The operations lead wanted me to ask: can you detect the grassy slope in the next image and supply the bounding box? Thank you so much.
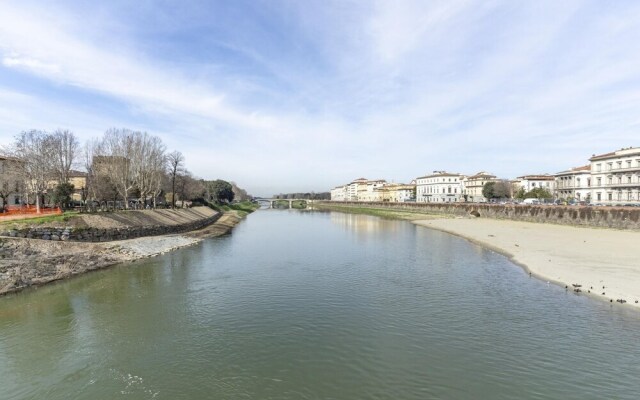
[314,203,452,221]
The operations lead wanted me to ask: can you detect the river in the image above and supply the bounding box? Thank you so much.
[1,210,639,399]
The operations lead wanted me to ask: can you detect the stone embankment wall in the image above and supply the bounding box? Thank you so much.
[321,201,640,230]
[1,207,221,242]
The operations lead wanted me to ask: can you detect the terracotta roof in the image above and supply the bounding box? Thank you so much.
[554,165,591,176]
[589,151,617,161]
[516,174,554,180]
[589,147,640,161]
[466,172,497,180]
[416,171,462,179]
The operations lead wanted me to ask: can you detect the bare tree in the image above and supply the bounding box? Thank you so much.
[230,181,249,201]
[493,180,513,199]
[81,139,99,203]
[167,151,185,208]
[176,170,203,207]
[96,128,136,208]
[50,129,78,184]
[148,141,167,209]
[13,130,54,213]
[129,132,166,208]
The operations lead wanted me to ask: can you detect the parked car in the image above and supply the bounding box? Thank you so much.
[522,198,540,205]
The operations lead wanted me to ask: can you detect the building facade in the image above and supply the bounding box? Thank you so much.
[514,175,556,196]
[375,183,416,203]
[589,147,640,204]
[463,172,497,202]
[554,165,591,203]
[0,156,24,208]
[330,185,347,201]
[358,179,386,202]
[68,170,88,202]
[415,171,464,203]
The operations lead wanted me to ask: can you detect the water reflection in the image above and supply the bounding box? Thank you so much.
[1,210,640,399]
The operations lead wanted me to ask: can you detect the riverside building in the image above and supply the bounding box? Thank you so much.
[554,165,591,203]
[330,185,347,201]
[513,174,556,195]
[589,147,640,204]
[462,172,498,202]
[415,171,464,203]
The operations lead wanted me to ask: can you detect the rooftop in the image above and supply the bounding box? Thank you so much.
[589,147,640,161]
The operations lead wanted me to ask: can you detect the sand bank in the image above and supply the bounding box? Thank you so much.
[413,218,640,308]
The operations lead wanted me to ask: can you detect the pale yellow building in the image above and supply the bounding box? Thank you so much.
[463,172,497,202]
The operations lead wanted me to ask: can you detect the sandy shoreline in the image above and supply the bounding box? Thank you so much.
[413,218,640,309]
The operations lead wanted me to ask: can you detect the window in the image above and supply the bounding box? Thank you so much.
[627,160,632,168]
[608,193,613,201]
[606,163,612,171]
[607,177,612,185]
[597,177,602,186]
[628,191,632,201]
[597,193,601,201]
[596,163,602,172]
[628,176,632,184]
[617,161,622,169]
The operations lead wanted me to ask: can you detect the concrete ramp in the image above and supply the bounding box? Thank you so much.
[79,207,217,228]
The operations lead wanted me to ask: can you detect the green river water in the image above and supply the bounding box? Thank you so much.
[1,210,639,399]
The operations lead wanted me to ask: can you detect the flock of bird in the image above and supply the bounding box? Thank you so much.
[564,283,637,305]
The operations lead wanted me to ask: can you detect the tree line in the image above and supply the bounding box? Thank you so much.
[480,180,552,201]
[1,128,251,212]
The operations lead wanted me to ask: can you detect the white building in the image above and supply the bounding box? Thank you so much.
[331,178,386,202]
[514,174,556,195]
[589,147,640,204]
[330,185,347,201]
[359,179,386,202]
[374,183,416,203]
[390,183,416,203]
[462,172,498,202]
[554,165,591,203]
[346,178,368,201]
[415,171,464,203]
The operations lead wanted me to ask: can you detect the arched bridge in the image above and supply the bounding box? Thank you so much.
[254,198,312,209]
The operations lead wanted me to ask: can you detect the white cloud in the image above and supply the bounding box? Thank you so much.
[0,3,273,132]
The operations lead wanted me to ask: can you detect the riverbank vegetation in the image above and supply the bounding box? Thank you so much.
[0,211,80,228]
[208,201,259,218]
[315,202,450,220]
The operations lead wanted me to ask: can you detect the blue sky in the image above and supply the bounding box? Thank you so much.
[1,0,640,196]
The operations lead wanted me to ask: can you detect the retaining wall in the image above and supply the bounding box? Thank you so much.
[1,211,221,242]
[320,201,640,230]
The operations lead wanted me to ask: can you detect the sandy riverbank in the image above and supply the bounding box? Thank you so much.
[0,212,243,296]
[413,218,640,308]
